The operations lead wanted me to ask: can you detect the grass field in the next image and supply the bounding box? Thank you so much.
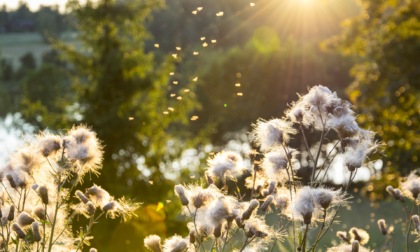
[0,31,77,67]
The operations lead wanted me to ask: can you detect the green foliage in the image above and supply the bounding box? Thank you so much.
[20,63,72,129]
[56,0,199,182]
[326,0,420,174]
[44,0,201,249]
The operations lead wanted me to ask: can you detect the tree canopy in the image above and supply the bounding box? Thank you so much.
[325,0,419,174]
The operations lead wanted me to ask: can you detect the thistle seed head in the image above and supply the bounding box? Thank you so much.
[17,212,34,227]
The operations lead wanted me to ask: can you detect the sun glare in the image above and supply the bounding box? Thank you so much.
[297,0,314,5]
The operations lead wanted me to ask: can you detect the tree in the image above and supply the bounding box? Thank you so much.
[325,0,419,175]
[36,6,65,42]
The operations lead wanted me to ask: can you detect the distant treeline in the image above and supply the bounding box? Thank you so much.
[0,3,71,39]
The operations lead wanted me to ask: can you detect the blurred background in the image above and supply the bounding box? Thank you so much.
[0,0,418,251]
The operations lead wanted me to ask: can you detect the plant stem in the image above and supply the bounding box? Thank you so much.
[281,143,297,252]
[15,239,19,252]
[239,236,255,252]
[315,140,340,181]
[300,125,315,162]
[301,224,310,252]
[47,174,61,252]
[1,182,17,208]
[42,204,47,252]
[187,206,203,251]
[406,203,415,252]
[309,209,327,252]
[250,164,257,201]
[75,212,96,252]
[311,129,325,183]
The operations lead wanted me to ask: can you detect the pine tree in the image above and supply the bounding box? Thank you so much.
[55,0,198,192]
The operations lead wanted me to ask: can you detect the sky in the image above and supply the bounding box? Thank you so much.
[0,0,68,12]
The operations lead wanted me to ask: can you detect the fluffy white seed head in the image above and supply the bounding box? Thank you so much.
[274,193,290,211]
[86,185,110,208]
[262,148,288,180]
[349,227,370,245]
[293,186,315,224]
[328,114,359,138]
[64,125,103,177]
[10,146,42,175]
[243,216,273,239]
[312,188,341,209]
[252,119,297,152]
[37,133,62,157]
[206,151,245,180]
[162,235,188,252]
[144,234,162,252]
[326,243,370,252]
[207,197,232,225]
[401,173,420,200]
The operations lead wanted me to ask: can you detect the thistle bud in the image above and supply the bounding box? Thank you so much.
[205,172,214,185]
[242,199,259,220]
[303,212,312,225]
[351,240,359,252]
[377,219,388,235]
[1,216,7,226]
[255,230,268,238]
[12,223,25,239]
[246,228,254,238]
[386,186,405,202]
[32,184,39,191]
[76,190,89,204]
[7,205,15,221]
[174,185,189,206]
[412,215,420,232]
[226,214,234,223]
[192,193,205,209]
[172,240,187,252]
[268,180,277,194]
[102,201,117,212]
[189,229,196,244]
[33,206,46,221]
[214,223,222,238]
[86,201,95,215]
[394,189,405,203]
[235,216,244,228]
[336,231,349,243]
[262,189,270,197]
[17,212,34,227]
[32,222,41,242]
[260,196,273,212]
[6,174,16,189]
[38,186,49,205]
